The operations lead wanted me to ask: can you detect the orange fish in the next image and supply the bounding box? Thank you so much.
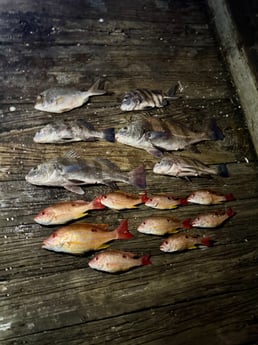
[191,208,235,228]
[88,249,151,273]
[160,233,213,252]
[42,220,132,254]
[144,193,187,209]
[137,216,192,236]
[100,190,147,210]
[34,196,105,225]
[187,189,235,205]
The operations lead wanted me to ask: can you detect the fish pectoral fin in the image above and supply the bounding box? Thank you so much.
[55,96,64,104]
[64,184,85,194]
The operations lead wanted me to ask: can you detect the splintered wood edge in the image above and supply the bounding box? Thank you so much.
[208,0,258,156]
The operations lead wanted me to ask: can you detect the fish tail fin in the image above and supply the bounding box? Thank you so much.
[200,237,213,247]
[226,207,235,218]
[225,193,235,201]
[115,220,133,240]
[182,218,192,229]
[102,128,115,142]
[166,81,182,99]
[91,196,106,210]
[140,191,149,203]
[180,198,188,206]
[207,118,224,141]
[87,78,106,96]
[217,164,229,177]
[141,255,151,266]
[128,165,146,189]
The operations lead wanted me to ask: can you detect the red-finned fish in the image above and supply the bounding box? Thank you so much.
[143,193,187,210]
[100,191,147,210]
[34,196,106,226]
[35,78,106,113]
[120,83,180,111]
[33,119,115,144]
[191,208,235,228]
[153,155,228,178]
[160,233,213,252]
[25,151,146,194]
[42,220,133,254]
[187,189,235,205]
[88,249,151,273]
[137,216,192,236]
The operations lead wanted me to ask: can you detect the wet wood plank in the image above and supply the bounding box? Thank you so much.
[0,1,258,344]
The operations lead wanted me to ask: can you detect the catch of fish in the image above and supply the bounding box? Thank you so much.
[34,119,115,144]
[25,151,146,194]
[35,78,106,113]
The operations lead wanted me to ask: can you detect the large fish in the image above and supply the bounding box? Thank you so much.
[153,155,228,178]
[42,220,132,254]
[115,118,163,158]
[33,119,115,144]
[147,118,224,151]
[88,249,151,273]
[34,196,105,226]
[25,151,146,194]
[120,83,180,111]
[35,78,106,113]
[160,233,213,253]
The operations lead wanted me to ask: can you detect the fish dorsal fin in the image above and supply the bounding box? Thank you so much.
[63,150,81,160]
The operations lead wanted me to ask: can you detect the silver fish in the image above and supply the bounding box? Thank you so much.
[25,151,146,194]
[153,155,228,178]
[115,118,163,158]
[33,119,115,144]
[120,84,179,111]
[35,78,106,113]
[147,118,224,151]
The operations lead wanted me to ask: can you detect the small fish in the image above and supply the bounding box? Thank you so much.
[120,83,179,111]
[35,78,106,113]
[191,208,235,228]
[137,216,192,236]
[147,118,224,151]
[153,155,228,178]
[115,118,163,158]
[34,196,106,226]
[144,193,187,209]
[88,249,151,273]
[25,151,146,194]
[160,233,213,253]
[187,189,235,205]
[33,119,115,144]
[42,219,133,254]
[100,190,147,210]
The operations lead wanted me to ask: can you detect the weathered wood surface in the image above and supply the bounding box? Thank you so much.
[0,1,258,344]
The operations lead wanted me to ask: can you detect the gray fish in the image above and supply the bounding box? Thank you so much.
[33,119,115,144]
[147,118,224,151]
[25,151,146,194]
[115,118,163,158]
[120,83,179,111]
[153,155,228,178]
[35,78,106,113]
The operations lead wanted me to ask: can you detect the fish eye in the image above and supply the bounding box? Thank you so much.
[41,211,45,215]
[122,126,128,131]
[164,240,168,245]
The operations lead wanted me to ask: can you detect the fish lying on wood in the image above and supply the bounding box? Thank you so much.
[160,233,213,253]
[100,190,147,210]
[33,119,115,144]
[42,219,132,254]
[191,208,235,228]
[116,117,223,157]
[143,193,187,209]
[34,196,105,226]
[35,78,106,113]
[153,155,228,178]
[186,189,235,205]
[25,151,146,194]
[120,83,180,111]
[88,249,151,273]
[137,216,192,236]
